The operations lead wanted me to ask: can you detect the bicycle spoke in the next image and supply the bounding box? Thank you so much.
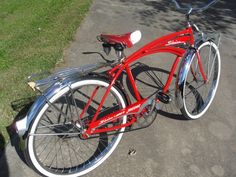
[75,89,106,110]
[208,52,217,81]
[37,122,72,129]
[207,44,212,78]
[65,93,74,122]
[184,82,205,97]
[41,137,60,165]
[36,135,53,157]
[48,138,58,169]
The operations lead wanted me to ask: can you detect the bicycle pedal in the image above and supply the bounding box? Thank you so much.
[156,92,171,104]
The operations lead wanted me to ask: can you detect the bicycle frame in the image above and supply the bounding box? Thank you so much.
[82,26,206,136]
[15,26,207,138]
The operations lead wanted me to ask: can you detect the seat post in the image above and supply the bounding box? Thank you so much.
[114,43,125,60]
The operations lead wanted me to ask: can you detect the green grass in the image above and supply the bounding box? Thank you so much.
[0,0,92,149]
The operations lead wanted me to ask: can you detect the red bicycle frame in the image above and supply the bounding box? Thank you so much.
[83,26,206,136]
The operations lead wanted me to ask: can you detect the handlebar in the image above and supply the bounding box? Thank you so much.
[172,0,219,14]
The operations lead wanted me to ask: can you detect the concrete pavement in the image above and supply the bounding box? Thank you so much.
[1,0,236,176]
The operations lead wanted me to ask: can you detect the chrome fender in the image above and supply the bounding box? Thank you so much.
[15,62,111,138]
[15,74,92,138]
[15,82,68,138]
[175,48,196,109]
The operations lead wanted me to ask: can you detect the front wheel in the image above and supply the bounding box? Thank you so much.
[25,77,127,177]
[181,41,221,119]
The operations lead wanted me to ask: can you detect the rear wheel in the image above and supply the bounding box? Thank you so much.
[25,77,127,177]
[181,41,221,119]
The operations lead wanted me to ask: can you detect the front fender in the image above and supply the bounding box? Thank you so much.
[175,48,196,109]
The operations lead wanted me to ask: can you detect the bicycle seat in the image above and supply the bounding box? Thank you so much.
[99,30,142,48]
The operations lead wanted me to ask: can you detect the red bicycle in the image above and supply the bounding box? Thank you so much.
[15,0,221,176]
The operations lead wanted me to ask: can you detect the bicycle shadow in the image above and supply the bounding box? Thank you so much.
[0,133,9,177]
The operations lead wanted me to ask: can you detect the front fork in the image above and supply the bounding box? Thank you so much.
[195,50,208,83]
